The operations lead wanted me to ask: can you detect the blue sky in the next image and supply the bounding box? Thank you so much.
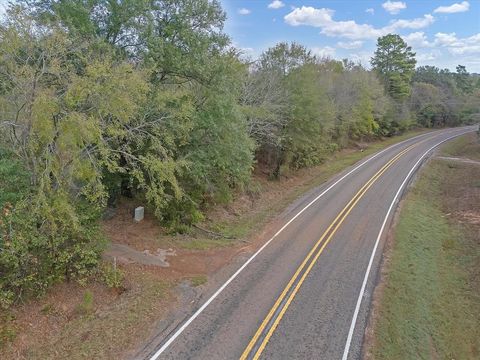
[1,1,479,71]
[222,0,480,72]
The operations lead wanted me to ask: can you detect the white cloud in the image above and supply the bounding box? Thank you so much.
[312,46,336,58]
[382,1,406,15]
[284,6,435,40]
[268,1,285,10]
[390,14,435,30]
[401,31,480,56]
[406,32,480,72]
[416,51,441,62]
[402,32,433,48]
[284,7,383,39]
[447,46,480,55]
[348,52,373,66]
[337,40,363,49]
[435,32,480,55]
[238,8,251,15]
[285,7,334,27]
[462,56,480,69]
[366,8,375,15]
[434,1,470,14]
[434,32,459,46]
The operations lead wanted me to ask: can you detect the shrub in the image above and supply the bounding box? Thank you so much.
[0,198,105,308]
[101,261,124,289]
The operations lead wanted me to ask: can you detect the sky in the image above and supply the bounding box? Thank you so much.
[1,0,479,72]
[222,0,480,72]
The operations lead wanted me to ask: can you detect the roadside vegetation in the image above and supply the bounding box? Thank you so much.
[0,0,479,356]
[365,133,480,359]
[0,130,433,359]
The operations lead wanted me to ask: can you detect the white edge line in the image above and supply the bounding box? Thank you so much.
[341,129,475,360]
[148,129,447,360]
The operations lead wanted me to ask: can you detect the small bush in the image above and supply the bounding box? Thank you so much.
[0,198,105,308]
[101,262,124,289]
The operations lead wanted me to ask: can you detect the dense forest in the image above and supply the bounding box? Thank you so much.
[0,0,479,307]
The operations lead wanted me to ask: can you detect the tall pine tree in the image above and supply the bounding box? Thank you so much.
[371,34,416,100]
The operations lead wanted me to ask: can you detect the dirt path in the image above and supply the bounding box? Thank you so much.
[105,244,176,267]
[436,156,480,165]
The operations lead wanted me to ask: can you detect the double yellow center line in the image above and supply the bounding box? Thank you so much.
[240,141,420,360]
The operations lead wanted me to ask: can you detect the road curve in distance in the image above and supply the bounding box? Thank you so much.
[142,126,476,360]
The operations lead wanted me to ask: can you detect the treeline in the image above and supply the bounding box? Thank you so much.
[0,1,478,307]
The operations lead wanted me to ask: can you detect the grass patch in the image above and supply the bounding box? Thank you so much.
[440,131,480,161]
[176,236,233,250]
[188,275,208,287]
[368,133,480,359]
[75,290,94,317]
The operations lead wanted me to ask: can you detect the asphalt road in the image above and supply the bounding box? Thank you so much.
[140,126,476,360]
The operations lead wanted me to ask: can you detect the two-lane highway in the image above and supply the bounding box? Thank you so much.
[140,126,475,360]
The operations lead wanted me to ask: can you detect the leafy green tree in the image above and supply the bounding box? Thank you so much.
[259,42,315,77]
[413,66,457,95]
[0,9,149,305]
[144,0,229,84]
[21,0,254,225]
[284,63,336,169]
[21,0,150,49]
[455,65,473,94]
[410,82,445,127]
[327,63,387,140]
[411,66,478,126]
[173,54,255,220]
[243,42,317,176]
[371,34,416,100]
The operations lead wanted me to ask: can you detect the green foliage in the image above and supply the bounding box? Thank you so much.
[259,42,315,76]
[0,149,30,209]
[328,63,388,140]
[411,65,479,127]
[371,34,416,99]
[244,48,391,175]
[0,199,105,308]
[101,262,124,289]
[284,63,335,169]
[455,65,473,94]
[411,82,446,127]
